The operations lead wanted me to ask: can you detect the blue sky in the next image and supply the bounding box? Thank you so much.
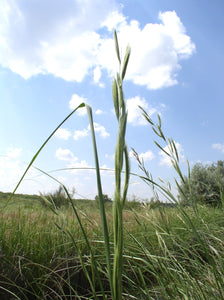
[0,0,224,201]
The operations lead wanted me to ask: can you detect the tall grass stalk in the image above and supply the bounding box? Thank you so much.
[112,30,130,300]
[86,104,113,298]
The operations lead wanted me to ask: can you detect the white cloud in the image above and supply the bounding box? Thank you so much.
[55,148,77,162]
[126,96,158,126]
[69,94,87,116]
[0,0,116,80]
[68,160,93,175]
[129,149,154,162]
[139,150,155,162]
[73,122,109,140]
[95,109,105,115]
[159,142,184,167]
[159,11,195,58]
[88,122,110,138]
[101,10,126,31]
[55,128,71,140]
[93,66,101,83]
[212,143,224,154]
[55,147,93,175]
[6,147,22,158]
[98,10,195,89]
[0,1,195,90]
[73,129,89,140]
[93,67,105,87]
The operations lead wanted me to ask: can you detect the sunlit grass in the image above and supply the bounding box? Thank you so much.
[1,203,224,299]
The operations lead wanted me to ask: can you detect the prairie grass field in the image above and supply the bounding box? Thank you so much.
[1,193,224,299]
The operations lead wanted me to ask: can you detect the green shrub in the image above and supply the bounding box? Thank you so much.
[179,160,224,207]
[39,185,73,209]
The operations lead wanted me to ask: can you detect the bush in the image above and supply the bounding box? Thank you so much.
[179,160,224,207]
[39,186,75,209]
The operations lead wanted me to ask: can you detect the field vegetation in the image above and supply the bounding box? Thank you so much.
[1,193,224,299]
[1,31,224,299]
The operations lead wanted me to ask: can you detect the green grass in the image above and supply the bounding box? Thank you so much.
[1,195,224,299]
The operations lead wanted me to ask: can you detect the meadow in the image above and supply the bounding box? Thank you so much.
[1,193,224,299]
[1,31,224,299]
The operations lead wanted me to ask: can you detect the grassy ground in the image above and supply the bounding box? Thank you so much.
[1,193,224,299]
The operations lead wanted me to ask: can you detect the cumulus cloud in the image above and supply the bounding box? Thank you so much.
[95,109,105,115]
[93,67,104,87]
[129,149,154,162]
[55,148,77,162]
[55,128,71,140]
[6,147,22,158]
[88,122,110,138]
[68,159,92,173]
[93,66,101,83]
[126,96,159,126]
[101,10,126,31]
[55,147,93,174]
[98,10,196,89]
[159,142,184,167]
[0,0,116,81]
[139,150,155,162]
[212,143,224,154]
[0,1,195,90]
[73,129,89,140]
[72,122,109,140]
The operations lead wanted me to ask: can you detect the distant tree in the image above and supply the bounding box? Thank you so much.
[95,194,112,204]
[179,161,224,207]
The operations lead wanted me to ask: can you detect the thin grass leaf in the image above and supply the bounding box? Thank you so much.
[138,106,154,125]
[121,44,131,80]
[39,192,59,215]
[112,78,119,120]
[154,141,171,157]
[0,286,24,299]
[137,267,154,299]
[152,126,163,138]
[114,29,121,65]
[122,144,130,206]
[117,73,126,114]
[171,139,179,162]
[114,112,127,189]
[86,104,113,298]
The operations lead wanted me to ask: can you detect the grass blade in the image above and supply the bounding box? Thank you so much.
[114,30,121,65]
[121,44,131,81]
[86,104,113,298]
